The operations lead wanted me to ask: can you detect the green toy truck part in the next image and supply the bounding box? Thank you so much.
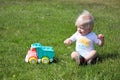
[25,43,55,64]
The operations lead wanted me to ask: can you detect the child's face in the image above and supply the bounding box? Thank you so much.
[77,24,91,36]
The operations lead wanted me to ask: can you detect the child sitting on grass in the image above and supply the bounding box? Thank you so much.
[64,10,104,65]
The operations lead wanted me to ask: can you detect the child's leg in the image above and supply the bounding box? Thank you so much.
[84,50,96,62]
[71,51,81,65]
[71,51,79,60]
[71,51,85,65]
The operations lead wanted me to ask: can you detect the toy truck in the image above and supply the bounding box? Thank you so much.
[25,43,55,64]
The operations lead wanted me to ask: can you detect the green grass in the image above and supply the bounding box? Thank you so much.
[0,0,120,80]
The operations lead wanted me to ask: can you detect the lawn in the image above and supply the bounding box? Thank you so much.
[0,0,120,80]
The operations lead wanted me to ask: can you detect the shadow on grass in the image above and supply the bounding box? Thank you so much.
[52,57,60,63]
[98,51,119,63]
[81,51,119,65]
[49,57,59,64]
[50,51,119,65]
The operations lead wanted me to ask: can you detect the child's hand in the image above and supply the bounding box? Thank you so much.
[64,38,72,45]
[98,34,104,46]
[98,34,104,40]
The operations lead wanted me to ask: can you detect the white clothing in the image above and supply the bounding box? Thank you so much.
[70,31,100,57]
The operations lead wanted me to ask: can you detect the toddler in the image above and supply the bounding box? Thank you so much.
[64,10,104,65]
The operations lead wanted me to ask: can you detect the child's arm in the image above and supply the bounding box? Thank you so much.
[97,34,104,46]
[64,38,72,45]
[64,31,78,45]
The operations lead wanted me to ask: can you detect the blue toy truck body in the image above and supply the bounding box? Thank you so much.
[31,43,55,62]
[25,43,55,64]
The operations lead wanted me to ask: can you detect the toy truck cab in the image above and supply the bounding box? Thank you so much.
[25,43,55,64]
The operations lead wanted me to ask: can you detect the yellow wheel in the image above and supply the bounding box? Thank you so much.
[29,57,38,64]
[42,57,49,64]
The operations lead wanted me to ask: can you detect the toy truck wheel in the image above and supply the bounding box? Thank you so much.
[28,57,38,64]
[42,57,49,64]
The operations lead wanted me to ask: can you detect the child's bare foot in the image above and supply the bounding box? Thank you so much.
[74,55,86,66]
[74,55,80,65]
